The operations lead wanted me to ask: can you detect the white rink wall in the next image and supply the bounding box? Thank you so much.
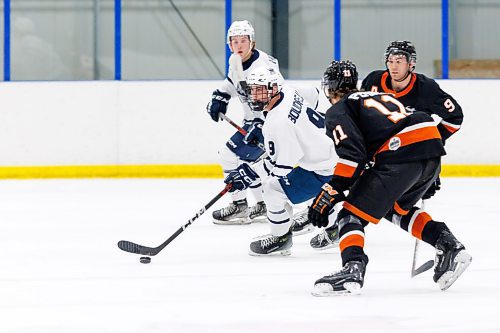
[0,79,498,166]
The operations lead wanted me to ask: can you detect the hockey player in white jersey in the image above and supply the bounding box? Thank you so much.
[223,66,339,255]
[207,20,319,226]
[206,20,283,225]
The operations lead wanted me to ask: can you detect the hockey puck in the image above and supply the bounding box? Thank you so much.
[140,256,151,264]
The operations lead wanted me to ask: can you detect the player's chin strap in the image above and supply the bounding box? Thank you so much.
[393,71,412,82]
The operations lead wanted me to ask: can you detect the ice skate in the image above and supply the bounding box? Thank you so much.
[433,230,472,291]
[310,224,339,250]
[249,231,292,256]
[212,199,250,225]
[291,209,314,235]
[312,261,366,296]
[248,201,267,223]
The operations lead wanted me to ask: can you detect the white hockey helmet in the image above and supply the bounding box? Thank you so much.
[226,20,255,45]
[246,67,283,111]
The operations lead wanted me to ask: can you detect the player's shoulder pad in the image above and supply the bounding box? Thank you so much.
[361,70,385,88]
[257,49,279,66]
[267,54,278,65]
[325,100,349,120]
[365,70,385,80]
[415,73,443,95]
[415,73,440,88]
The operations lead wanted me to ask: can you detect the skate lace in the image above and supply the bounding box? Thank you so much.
[293,210,308,226]
[219,203,237,218]
[317,229,334,244]
[328,262,360,278]
[261,234,279,248]
[249,203,264,216]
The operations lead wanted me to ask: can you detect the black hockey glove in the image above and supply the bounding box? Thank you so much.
[206,90,231,122]
[422,176,441,200]
[308,183,346,228]
[243,119,264,146]
[224,163,258,192]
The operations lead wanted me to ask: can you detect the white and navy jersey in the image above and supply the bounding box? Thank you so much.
[291,85,320,110]
[261,86,338,178]
[218,49,283,122]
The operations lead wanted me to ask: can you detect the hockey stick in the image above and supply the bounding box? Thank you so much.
[117,183,232,256]
[219,113,248,136]
[411,200,435,277]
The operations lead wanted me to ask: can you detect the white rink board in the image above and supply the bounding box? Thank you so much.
[0,79,499,166]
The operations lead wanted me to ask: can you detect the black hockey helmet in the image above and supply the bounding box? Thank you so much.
[322,60,358,98]
[385,40,417,69]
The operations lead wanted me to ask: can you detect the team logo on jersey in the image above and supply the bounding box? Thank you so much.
[388,137,401,151]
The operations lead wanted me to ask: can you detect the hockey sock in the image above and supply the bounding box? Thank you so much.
[338,211,369,266]
[388,206,449,247]
[249,180,264,202]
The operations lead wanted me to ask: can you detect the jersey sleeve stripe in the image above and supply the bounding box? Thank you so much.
[375,123,441,156]
[338,158,358,168]
[343,202,380,224]
[274,164,294,170]
[441,121,461,133]
[334,161,357,178]
[267,159,294,170]
[263,160,272,175]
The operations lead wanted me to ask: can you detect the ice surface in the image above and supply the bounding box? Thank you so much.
[0,178,499,333]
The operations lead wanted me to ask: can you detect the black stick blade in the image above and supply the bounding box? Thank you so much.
[117,240,158,256]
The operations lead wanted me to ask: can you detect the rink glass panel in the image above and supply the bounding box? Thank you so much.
[3,0,500,80]
[9,0,113,80]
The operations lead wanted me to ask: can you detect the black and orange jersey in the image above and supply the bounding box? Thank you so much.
[324,91,446,192]
[361,70,463,142]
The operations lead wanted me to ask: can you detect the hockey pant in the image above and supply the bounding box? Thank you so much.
[263,167,337,237]
[335,158,452,265]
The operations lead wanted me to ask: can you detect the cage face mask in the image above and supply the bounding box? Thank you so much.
[246,67,282,111]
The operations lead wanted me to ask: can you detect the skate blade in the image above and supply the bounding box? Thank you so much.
[292,225,314,236]
[438,250,472,291]
[311,242,339,251]
[311,282,362,297]
[249,216,268,223]
[213,218,251,225]
[248,249,291,257]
